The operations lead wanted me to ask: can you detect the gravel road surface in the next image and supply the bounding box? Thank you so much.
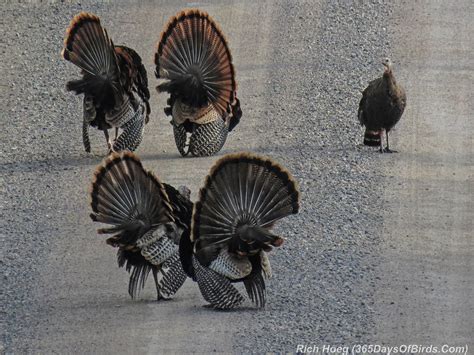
[374,0,473,346]
[1,0,471,354]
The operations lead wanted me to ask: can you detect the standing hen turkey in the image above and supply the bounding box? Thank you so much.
[154,9,242,157]
[62,12,151,153]
[359,58,406,153]
[89,152,192,299]
[179,153,300,309]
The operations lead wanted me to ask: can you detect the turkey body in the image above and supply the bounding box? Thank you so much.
[359,59,406,152]
[89,152,192,300]
[179,153,300,309]
[63,12,151,153]
[155,9,242,157]
[84,46,151,131]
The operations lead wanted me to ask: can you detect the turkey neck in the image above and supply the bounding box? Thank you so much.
[383,69,401,98]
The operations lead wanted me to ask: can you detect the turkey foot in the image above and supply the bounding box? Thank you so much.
[156,295,173,302]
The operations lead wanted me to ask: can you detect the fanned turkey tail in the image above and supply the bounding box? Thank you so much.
[62,12,122,107]
[90,152,189,299]
[187,152,300,309]
[155,9,237,116]
[193,153,300,256]
[90,151,173,239]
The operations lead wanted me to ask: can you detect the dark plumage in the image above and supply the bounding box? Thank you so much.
[89,152,299,307]
[63,12,150,153]
[89,152,193,300]
[358,58,407,153]
[179,153,300,309]
[154,9,242,157]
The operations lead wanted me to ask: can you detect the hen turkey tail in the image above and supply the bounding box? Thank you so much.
[363,129,381,146]
[62,12,122,103]
[90,151,174,245]
[155,9,237,116]
[192,152,300,259]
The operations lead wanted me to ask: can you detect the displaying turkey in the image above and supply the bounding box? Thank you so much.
[358,58,406,153]
[154,9,242,157]
[62,12,151,153]
[179,153,300,309]
[89,152,192,300]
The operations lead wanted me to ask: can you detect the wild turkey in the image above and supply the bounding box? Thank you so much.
[358,58,406,153]
[179,153,300,309]
[89,152,193,299]
[154,9,242,157]
[62,12,151,153]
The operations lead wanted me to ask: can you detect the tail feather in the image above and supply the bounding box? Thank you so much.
[191,153,300,261]
[90,152,174,245]
[243,254,268,308]
[62,12,121,103]
[155,9,237,116]
[117,249,151,299]
[243,270,266,308]
[364,129,381,146]
[128,263,152,299]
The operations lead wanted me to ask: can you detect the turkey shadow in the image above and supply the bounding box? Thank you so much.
[0,153,103,174]
[194,303,261,314]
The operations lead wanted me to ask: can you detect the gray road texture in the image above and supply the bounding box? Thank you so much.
[374,0,473,346]
[0,0,472,354]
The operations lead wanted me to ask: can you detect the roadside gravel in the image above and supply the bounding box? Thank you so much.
[1,2,104,351]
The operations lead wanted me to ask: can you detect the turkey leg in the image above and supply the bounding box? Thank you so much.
[384,131,398,153]
[379,130,384,153]
[152,269,161,300]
